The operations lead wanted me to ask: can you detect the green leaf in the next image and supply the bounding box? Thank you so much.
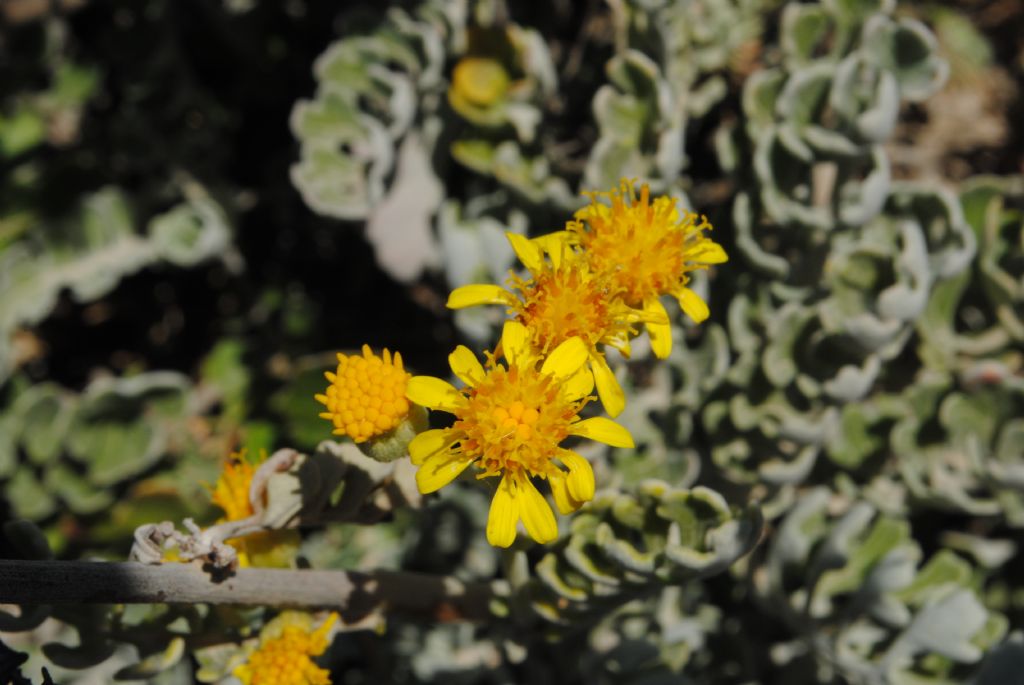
[270,364,333,451]
[8,469,57,521]
[0,108,46,157]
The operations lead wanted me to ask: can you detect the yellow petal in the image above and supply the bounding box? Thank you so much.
[534,232,572,269]
[506,232,544,273]
[487,475,518,548]
[448,345,485,387]
[408,428,458,465]
[677,288,710,323]
[406,376,465,412]
[533,230,572,254]
[501,320,531,368]
[692,241,728,264]
[447,284,514,309]
[562,364,595,401]
[540,336,588,380]
[570,416,635,448]
[591,354,625,418]
[516,475,558,544]
[641,295,670,325]
[606,336,632,359]
[644,298,672,359]
[548,470,579,515]
[416,451,474,493]
[559,451,595,503]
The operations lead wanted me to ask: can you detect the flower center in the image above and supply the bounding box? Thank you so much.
[572,185,711,306]
[317,346,411,443]
[454,364,582,477]
[510,264,633,354]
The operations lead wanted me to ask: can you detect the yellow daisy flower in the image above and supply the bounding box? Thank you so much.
[315,345,411,444]
[405,320,634,548]
[234,611,338,685]
[210,450,299,568]
[447,233,661,418]
[211,452,258,522]
[563,180,728,358]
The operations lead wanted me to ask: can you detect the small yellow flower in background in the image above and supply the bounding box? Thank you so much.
[447,233,661,417]
[564,180,728,358]
[449,56,510,109]
[211,452,258,522]
[405,320,634,548]
[316,345,411,444]
[211,450,300,568]
[234,611,338,685]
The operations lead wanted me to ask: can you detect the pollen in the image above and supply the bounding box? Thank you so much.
[315,345,411,443]
[234,612,338,685]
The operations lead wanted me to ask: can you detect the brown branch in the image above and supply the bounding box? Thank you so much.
[0,560,498,624]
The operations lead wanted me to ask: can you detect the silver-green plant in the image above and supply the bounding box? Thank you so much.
[3,0,1023,683]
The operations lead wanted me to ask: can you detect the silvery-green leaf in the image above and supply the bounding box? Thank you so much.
[114,637,185,680]
[149,198,231,268]
[781,3,834,65]
[8,469,56,520]
[365,133,442,283]
[886,589,987,665]
[11,382,74,464]
[46,465,114,515]
[860,16,949,101]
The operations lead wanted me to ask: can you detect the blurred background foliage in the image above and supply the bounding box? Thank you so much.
[1,0,1023,683]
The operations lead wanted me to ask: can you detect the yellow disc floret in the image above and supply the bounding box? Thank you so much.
[234,611,338,685]
[508,255,634,358]
[457,365,577,478]
[316,345,411,443]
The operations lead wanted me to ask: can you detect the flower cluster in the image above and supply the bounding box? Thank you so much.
[317,180,725,548]
[210,450,300,568]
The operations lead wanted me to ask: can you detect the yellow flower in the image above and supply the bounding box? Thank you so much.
[316,345,411,444]
[405,320,634,548]
[211,451,258,522]
[447,233,661,417]
[234,611,338,685]
[210,450,299,568]
[564,180,728,358]
[449,56,510,109]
